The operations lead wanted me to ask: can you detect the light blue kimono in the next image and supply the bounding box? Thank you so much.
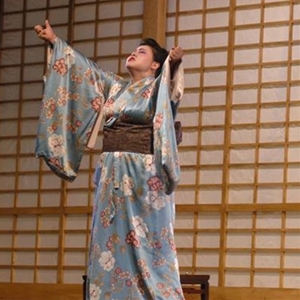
[36,38,185,300]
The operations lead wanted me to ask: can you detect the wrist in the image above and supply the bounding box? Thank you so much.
[49,35,57,44]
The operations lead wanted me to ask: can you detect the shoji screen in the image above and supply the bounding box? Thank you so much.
[167,0,300,290]
[0,0,299,295]
[0,0,143,285]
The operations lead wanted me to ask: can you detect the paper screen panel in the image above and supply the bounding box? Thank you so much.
[167,0,300,289]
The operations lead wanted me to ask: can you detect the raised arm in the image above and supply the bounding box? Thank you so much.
[169,46,184,79]
[166,46,184,103]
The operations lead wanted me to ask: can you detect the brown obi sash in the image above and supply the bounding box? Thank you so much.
[102,120,154,154]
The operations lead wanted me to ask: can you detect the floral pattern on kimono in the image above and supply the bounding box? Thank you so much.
[35,38,185,300]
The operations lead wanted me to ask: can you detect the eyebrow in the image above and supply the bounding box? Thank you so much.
[136,46,148,52]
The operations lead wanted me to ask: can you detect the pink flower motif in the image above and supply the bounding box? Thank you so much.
[100,207,111,228]
[147,176,163,192]
[84,68,92,78]
[154,113,163,130]
[152,258,166,267]
[169,239,176,251]
[111,277,118,284]
[119,271,130,279]
[126,279,132,286]
[142,88,151,98]
[115,267,122,274]
[106,236,113,250]
[66,124,77,133]
[175,287,183,295]
[125,230,140,248]
[48,157,62,169]
[71,93,79,101]
[157,282,165,289]
[50,103,57,111]
[154,241,162,249]
[71,74,77,82]
[57,98,67,106]
[91,97,102,112]
[161,227,169,238]
[105,98,114,107]
[163,291,171,298]
[75,120,82,127]
[50,123,57,131]
[53,58,68,76]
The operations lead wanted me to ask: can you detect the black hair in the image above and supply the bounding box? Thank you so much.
[139,38,169,78]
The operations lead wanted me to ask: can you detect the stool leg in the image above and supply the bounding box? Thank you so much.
[82,275,87,300]
[200,282,209,300]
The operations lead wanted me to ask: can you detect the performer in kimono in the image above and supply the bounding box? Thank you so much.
[34,20,185,300]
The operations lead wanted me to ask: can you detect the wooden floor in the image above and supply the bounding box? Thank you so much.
[0,284,300,300]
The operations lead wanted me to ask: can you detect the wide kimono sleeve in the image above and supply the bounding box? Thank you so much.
[35,37,117,182]
[153,57,184,195]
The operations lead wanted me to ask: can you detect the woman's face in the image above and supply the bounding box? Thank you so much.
[125,45,158,75]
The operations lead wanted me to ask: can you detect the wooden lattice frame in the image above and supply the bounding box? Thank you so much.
[0,1,299,299]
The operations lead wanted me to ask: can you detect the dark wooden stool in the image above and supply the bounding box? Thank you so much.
[82,274,210,300]
[180,274,210,300]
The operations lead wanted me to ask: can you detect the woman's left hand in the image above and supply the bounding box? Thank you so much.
[169,46,184,62]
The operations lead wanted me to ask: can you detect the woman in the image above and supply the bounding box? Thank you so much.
[34,20,185,300]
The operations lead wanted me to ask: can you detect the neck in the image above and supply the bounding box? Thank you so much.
[129,70,155,84]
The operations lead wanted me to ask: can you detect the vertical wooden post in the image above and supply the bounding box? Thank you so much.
[142,0,167,46]
[218,0,236,287]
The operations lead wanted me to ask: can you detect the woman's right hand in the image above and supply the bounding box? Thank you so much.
[34,20,57,44]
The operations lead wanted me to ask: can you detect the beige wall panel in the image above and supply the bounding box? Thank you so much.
[26,11,47,28]
[179,0,203,11]
[22,83,43,100]
[201,150,224,164]
[254,273,280,288]
[177,251,193,268]
[0,193,14,206]
[1,49,22,65]
[0,102,18,118]
[1,31,23,47]
[74,24,96,41]
[0,67,21,83]
[289,127,300,142]
[49,8,70,24]
[3,0,23,12]
[286,232,300,248]
[201,130,224,145]
[0,140,17,154]
[196,251,219,268]
[175,190,196,205]
[257,187,283,203]
[37,269,57,283]
[227,252,251,268]
[17,193,38,207]
[202,90,226,106]
[225,272,250,287]
[26,0,47,9]
[199,188,222,204]
[39,193,61,207]
[207,0,230,8]
[14,269,34,283]
[66,190,90,206]
[228,187,254,203]
[196,232,220,248]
